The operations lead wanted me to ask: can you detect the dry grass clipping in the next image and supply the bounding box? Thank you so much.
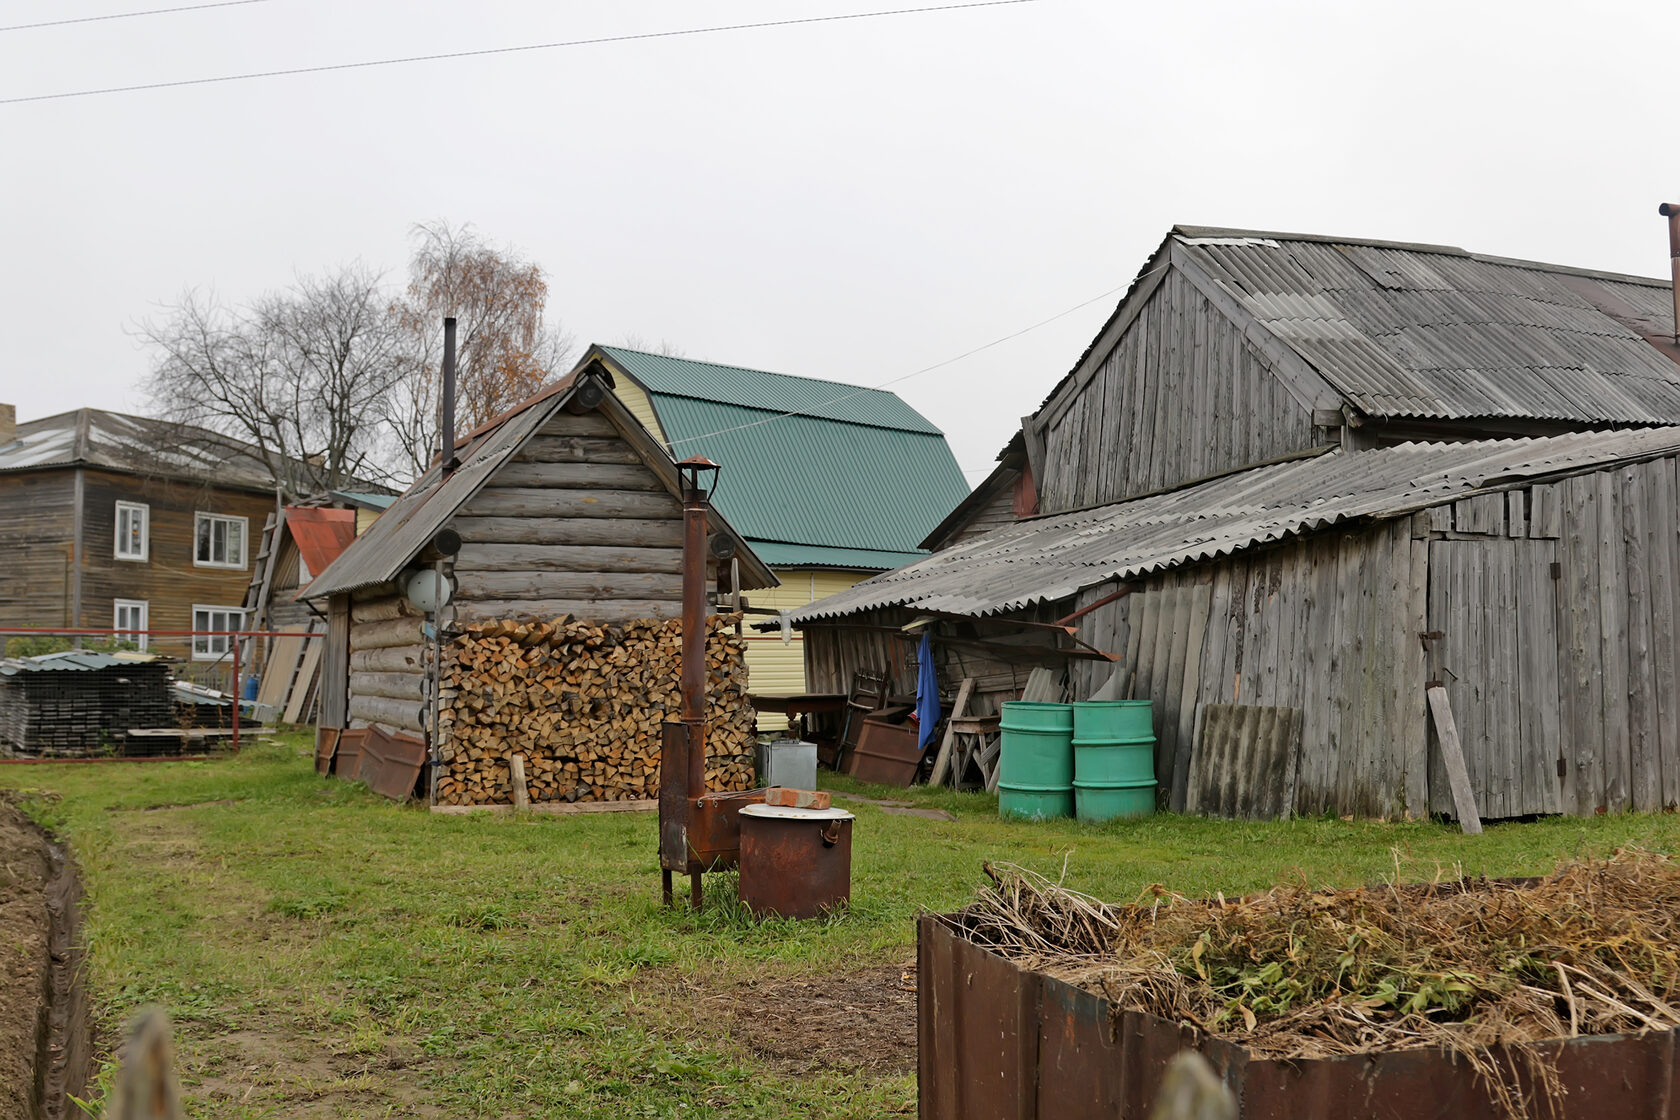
[964,850,1680,1119]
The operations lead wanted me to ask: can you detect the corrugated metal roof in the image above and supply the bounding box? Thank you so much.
[302,368,777,599]
[332,490,397,510]
[789,427,1680,623]
[643,396,969,565]
[597,346,942,433]
[1170,227,1680,425]
[285,507,357,576]
[0,408,292,489]
[1,651,139,675]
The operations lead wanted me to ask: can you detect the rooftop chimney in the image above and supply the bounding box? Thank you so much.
[1660,203,1680,346]
[441,317,459,474]
[0,403,13,446]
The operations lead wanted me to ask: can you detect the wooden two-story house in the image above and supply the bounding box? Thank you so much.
[0,405,309,670]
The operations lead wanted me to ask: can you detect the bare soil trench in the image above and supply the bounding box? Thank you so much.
[0,798,92,1120]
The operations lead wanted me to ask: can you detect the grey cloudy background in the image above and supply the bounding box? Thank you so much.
[1,0,1675,485]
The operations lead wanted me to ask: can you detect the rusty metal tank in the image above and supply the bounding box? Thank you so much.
[736,804,855,920]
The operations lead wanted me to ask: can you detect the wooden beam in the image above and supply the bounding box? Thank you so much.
[452,515,684,548]
[1426,684,1483,835]
[453,542,682,574]
[509,754,530,810]
[466,487,679,520]
[927,678,974,788]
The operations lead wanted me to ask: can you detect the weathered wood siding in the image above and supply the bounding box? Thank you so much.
[0,468,78,633]
[1078,519,1431,820]
[448,410,693,625]
[79,469,273,661]
[1035,271,1321,514]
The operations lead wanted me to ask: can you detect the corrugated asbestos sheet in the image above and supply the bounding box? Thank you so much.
[1174,227,1680,424]
[789,427,1680,622]
[0,408,309,490]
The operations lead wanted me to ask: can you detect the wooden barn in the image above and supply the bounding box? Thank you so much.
[300,361,778,805]
[790,225,1680,821]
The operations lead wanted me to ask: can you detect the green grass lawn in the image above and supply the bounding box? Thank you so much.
[12,732,1680,1118]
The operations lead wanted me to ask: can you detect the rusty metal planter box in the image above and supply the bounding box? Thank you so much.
[918,912,1680,1120]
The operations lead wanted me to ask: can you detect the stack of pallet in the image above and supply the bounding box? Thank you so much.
[0,657,174,757]
[434,613,756,805]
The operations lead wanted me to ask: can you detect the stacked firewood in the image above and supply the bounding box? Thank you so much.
[434,614,756,805]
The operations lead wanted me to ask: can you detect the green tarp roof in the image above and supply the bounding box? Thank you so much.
[597,347,969,571]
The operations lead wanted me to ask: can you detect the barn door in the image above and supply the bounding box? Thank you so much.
[1426,540,1564,819]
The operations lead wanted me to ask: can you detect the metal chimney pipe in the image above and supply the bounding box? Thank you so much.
[1660,204,1680,346]
[679,469,708,800]
[441,316,459,473]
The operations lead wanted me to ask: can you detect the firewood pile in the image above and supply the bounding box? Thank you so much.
[435,613,756,805]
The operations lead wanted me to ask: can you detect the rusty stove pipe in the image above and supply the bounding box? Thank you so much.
[441,316,460,473]
[679,467,709,797]
[1660,204,1680,346]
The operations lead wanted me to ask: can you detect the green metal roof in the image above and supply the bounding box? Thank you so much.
[332,490,397,510]
[598,346,943,434]
[596,347,970,571]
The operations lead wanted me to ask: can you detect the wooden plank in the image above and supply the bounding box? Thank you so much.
[1652,459,1680,809]
[1169,577,1213,812]
[452,543,683,574]
[1453,493,1505,536]
[465,487,680,520]
[537,410,617,438]
[927,678,974,788]
[1516,542,1564,815]
[451,516,684,548]
[1332,531,1369,815]
[1426,505,1453,534]
[453,570,684,602]
[512,435,641,465]
[1159,575,1195,794]
[1424,540,1454,816]
[1623,464,1659,812]
[1597,470,1630,812]
[1557,474,1600,815]
[1295,541,1335,816]
[1129,585,1161,703]
[429,798,658,816]
[1426,684,1483,834]
[1486,540,1518,819]
[1529,483,1562,539]
[1506,490,1527,539]
[258,628,306,709]
[1401,527,1432,816]
[283,637,324,724]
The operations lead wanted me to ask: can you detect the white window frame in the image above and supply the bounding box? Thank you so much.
[193,512,249,570]
[192,605,245,660]
[114,502,149,562]
[113,599,149,650]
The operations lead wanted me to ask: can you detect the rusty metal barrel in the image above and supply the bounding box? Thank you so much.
[736,804,855,919]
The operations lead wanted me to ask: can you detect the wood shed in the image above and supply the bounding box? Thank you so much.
[793,428,1680,823]
[300,361,777,805]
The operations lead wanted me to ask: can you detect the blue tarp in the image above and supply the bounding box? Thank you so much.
[916,632,940,752]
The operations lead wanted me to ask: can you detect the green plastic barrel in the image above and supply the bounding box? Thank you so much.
[1072,700,1157,822]
[997,702,1074,820]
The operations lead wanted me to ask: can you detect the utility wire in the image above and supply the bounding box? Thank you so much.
[1,0,271,34]
[0,0,1043,105]
[664,271,1154,450]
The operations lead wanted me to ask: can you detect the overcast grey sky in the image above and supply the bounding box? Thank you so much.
[1,0,1675,484]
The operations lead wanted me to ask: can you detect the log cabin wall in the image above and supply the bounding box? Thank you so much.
[448,409,697,626]
[0,468,78,633]
[346,583,429,736]
[1033,269,1324,515]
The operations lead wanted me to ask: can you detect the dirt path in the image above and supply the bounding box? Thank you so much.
[0,797,90,1120]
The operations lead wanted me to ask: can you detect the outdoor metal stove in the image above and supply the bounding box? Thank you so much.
[659,457,766,908]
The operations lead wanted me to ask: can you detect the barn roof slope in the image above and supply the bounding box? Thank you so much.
[788,427,1680,622]
[302,367,776,600]
[595,346,970,571]
[1178,227,1680,424]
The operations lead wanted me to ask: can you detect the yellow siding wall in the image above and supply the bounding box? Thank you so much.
[745,569,866,732]
[611,377,667,445]
[354,507,380,535]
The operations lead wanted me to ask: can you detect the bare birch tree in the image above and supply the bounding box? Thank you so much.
[388,221,575,477]
[139,265,407,496]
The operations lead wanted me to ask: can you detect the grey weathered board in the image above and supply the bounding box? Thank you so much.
[1185,703,1303,819]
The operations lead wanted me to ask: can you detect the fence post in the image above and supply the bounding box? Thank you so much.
[231,636,240,754]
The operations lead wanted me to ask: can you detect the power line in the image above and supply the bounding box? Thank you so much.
[0,0,1044,105]
[1,0,271,34]
[665,271,1152,449]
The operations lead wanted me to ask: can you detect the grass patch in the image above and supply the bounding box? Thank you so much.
[11,734,1680,1116]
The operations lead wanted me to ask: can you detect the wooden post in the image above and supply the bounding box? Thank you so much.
[509,754,530,810]
[928,678,974,788]
[1426,684,1483,835]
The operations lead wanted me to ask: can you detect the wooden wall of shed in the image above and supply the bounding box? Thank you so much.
[925,466,1021,552]
[447,409,696,625]
[1036,271,1321,515]
[346,584,430,736]
[0,468,77,633]
[1081,519,1430,820]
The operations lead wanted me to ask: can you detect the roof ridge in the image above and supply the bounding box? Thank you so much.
[599,344,910,399]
